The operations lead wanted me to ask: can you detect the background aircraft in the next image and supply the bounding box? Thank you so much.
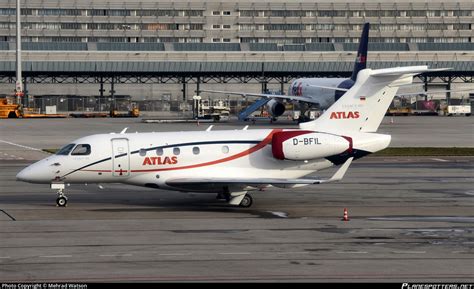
[202,23,370,122]
[16,65,446,208]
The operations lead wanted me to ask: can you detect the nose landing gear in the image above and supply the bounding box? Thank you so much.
[56,193,68,207]
[51,183,68,207]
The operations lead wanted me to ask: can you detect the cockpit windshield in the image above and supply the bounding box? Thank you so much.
[56,144,76,155]
[71,144,91,156]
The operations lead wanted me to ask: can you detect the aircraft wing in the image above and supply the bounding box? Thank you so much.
[200,89,323,105]
[166,157,353,188]
[308,85,349,92]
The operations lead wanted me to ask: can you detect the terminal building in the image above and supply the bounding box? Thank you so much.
[0,0,473,114]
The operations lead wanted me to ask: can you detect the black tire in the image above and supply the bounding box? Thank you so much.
[239,194,253,208]
[56,196,67,207]
[297,115,311,124]
[7,111,18,118]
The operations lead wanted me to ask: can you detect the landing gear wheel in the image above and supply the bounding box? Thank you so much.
[239,194,253,208]
[297,115,311,124]
[56,196,68,207]
[52,183,68,207]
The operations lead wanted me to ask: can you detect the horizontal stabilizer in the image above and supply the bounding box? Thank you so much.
[371,67,451,77]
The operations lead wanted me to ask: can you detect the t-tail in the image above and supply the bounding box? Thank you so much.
[301,66,451,135]
[350,23,369,82]
[299,65,450,164]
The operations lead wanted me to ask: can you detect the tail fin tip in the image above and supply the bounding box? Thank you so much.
[350,22,370,81]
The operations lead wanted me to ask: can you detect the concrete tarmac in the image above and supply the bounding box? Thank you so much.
[1,156,473,282]
[0,117,473,282]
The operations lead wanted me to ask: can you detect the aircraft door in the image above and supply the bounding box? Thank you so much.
[111,138,130,177]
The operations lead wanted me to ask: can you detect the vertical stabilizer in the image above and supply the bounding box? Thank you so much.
[300,66,447,134]
[350,23,369,82]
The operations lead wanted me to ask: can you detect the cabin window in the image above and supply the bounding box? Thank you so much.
[222,145,229,154]
[139,149,147,156]
[192,147,200,155]
[173,147,180,155]
[71,144,91,156]
[156,148,163,155]
[56,143,75,155]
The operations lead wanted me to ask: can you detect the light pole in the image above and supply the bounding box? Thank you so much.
[15,0,24,105]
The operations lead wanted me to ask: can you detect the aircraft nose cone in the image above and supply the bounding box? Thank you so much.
[16,161,52,184]
[16,167,32,182]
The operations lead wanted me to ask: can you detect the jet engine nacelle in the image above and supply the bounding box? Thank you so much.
[266,99,285,118]
[272,130,351,161]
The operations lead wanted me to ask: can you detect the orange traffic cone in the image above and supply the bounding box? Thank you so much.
[342,208,349,221]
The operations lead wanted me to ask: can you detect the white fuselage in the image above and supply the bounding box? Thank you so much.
[17,129,331,189]
[17,128,391,193]
[289,78,349,108]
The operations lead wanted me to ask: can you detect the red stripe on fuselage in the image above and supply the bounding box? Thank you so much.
[81,129,282,174]
[271,130,313,160]
[341,136,353,153]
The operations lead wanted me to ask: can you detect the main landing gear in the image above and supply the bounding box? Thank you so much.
[217,190,253,208]
[297,103,315,124]
[52,183,68,207]
[239,194,253,208]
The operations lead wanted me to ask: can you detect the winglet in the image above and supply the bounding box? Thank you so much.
[120,127,128,134]
[321,157,353,183]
